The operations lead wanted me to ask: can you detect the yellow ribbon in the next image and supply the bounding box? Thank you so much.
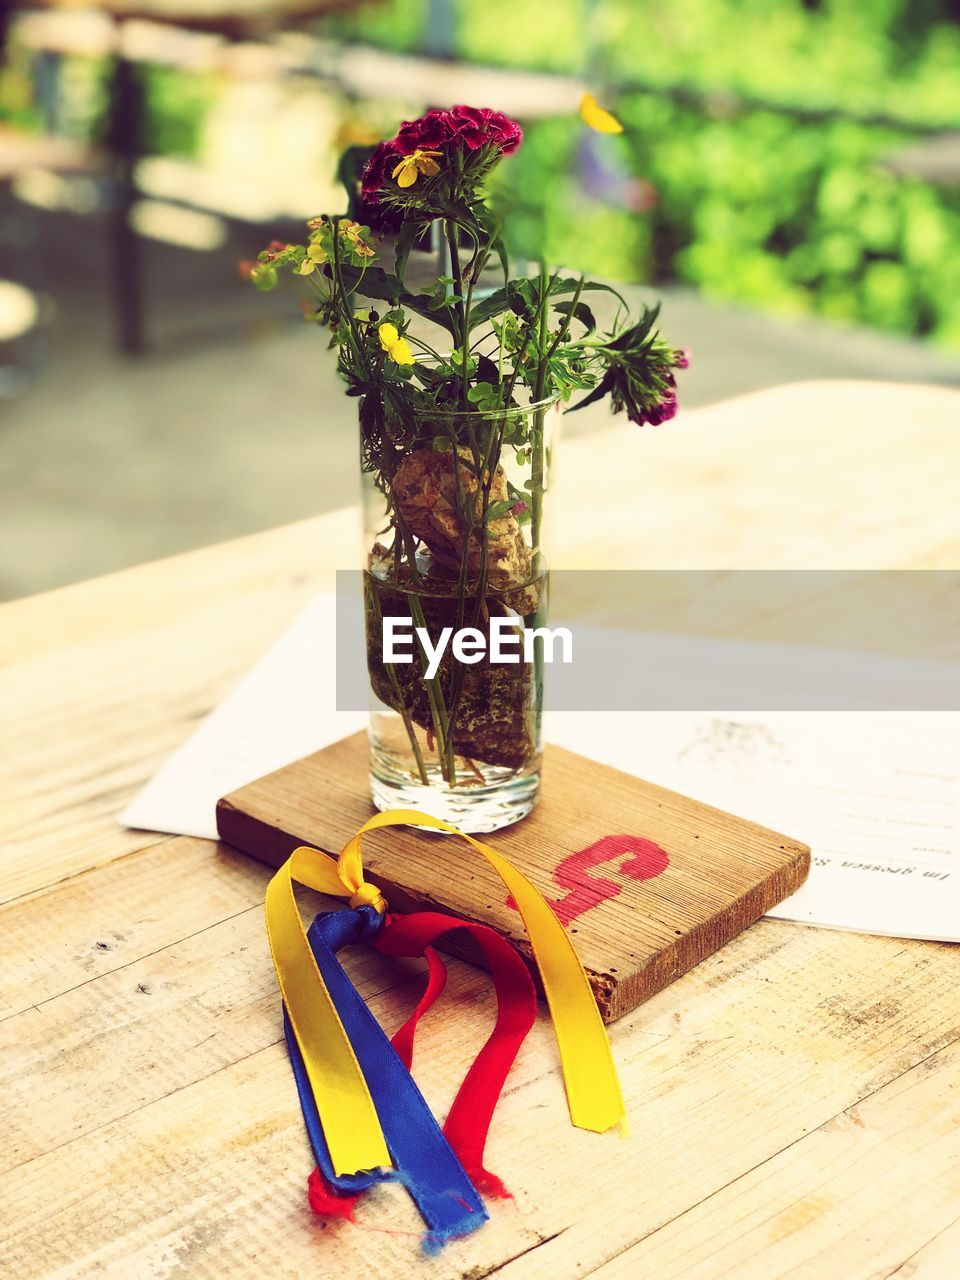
[264,841,391,1176]
[265,808,625,1178]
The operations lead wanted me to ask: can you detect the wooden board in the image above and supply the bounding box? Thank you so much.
[216,730,810,1022]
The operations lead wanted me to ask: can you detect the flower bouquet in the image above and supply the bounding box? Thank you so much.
[253,102,687,831]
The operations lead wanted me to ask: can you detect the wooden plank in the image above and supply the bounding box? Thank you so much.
[892,1219,960,1280]
[582,1038,960,1280]
[0,881,404,1176]
[0,837,268,1014]
[216,731,809,1022]
[0,513,353,905]
[553,382,960,573]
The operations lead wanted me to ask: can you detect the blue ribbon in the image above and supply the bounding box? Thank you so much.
[283,906,487,1250]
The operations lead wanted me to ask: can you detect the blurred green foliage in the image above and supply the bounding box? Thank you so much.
[598,0,960,129]
[139,68,220,157]
[340,0,960,129]
[0,52,215,157]
[0,46,44,132]
[496,101,960,346]
[327,0,429,52]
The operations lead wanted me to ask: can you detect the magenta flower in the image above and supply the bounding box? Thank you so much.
[396,108,451,152]
[485,110,523,154]
[360,105,523,203]
[638,390,678,426]
[447,105,490,150]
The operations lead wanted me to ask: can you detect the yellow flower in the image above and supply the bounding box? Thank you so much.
[391,149,442,189]
[378,322,414,365]
[296,241,328,275]
[579,92,623,134]
[340,220,375,258]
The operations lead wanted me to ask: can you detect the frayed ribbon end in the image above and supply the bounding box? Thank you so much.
[307,1167,361,1222]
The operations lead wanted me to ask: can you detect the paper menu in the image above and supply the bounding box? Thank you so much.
[120,595,959,942]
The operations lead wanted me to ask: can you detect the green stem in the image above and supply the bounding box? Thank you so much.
[445,220,469,408]
[445,412,502,741]
[530,263,553,561]
[369,585,428,784]
[501,266,558,409]
[408,592,456,785]
[545,274,585,362]
[394,513,422,586]
[330,217,369,380]
[405,333,446,362]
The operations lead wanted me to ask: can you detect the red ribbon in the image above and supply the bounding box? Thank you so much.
[377,911,537,1196]
[307,910,537,1216]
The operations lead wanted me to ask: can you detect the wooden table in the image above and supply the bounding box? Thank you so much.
[3,381,960,1279]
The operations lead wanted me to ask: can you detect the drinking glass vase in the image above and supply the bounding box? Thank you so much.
[361,394,561,833]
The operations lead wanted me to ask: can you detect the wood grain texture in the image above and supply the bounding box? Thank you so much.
[2,383,959,1278]
[0,512,353,906]
[586,1036,960,1280]
[2,851,958,1280]
[0,837,267,1013]
[216,731,810,1021]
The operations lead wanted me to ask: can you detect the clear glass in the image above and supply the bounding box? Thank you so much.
[362,395,561,832]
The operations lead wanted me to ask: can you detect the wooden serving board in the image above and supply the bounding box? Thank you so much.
[216,731,810,1022]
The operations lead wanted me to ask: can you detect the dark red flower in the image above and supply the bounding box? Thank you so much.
[448,104,491,150]
[486,110,523,154]
[361,106,524,203]
[447,105,522,154]
[639,390,678,427]
[397,108,451,152]
[361,139,403,202]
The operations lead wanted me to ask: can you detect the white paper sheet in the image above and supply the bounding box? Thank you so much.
[121,598,959,941]
[120,595,365,839]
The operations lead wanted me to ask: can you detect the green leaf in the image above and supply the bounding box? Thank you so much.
[340,265,402,304]
[467,280,530,329]
[337,264,459,337]
[475,353,500,385]
[554,300,597,333]
[484,499,516,523]
[467,276,627,332]
[411,363,445,388]
[605,304,661,352]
